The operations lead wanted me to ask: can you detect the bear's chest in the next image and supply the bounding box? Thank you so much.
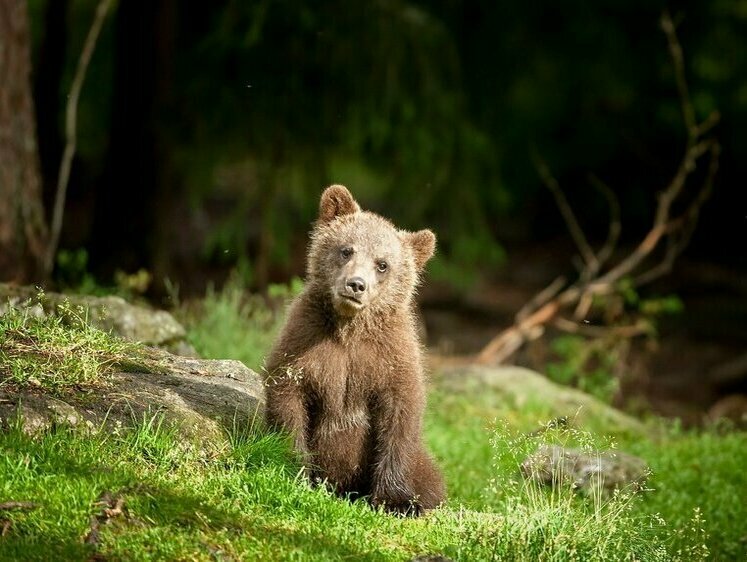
[297,338,397,409]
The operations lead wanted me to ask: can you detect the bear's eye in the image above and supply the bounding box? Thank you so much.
[376,260,388,273]
[340,247,354,260]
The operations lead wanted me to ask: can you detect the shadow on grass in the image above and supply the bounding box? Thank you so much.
[0,430,390,561]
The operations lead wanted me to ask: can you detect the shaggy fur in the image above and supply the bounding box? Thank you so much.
[264,185,445,515]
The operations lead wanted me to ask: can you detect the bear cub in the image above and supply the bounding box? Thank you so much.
[264,184,446,515]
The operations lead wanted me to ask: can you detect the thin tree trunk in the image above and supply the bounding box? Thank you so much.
[0,0,49,283]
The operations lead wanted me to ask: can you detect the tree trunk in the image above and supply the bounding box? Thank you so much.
[0,0,49,283]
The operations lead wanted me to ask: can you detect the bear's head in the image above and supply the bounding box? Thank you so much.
[307,185,436,318]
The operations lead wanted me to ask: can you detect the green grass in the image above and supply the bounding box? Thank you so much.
[2,283,746,560]
[3,401,744,561]
[0,295,135,391]
[178,278,301,373]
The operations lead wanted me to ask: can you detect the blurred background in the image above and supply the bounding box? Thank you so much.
[2,0,746,421]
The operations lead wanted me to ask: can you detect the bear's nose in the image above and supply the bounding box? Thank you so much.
[346,277,367,294]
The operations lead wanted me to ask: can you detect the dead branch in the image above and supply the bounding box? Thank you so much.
[534,153,598,272]
[44,0,114,275]
[84,491,125,546]
[0,501,38,511]
[552,317,649,339]
[516,275,567,322]
[587,173,621,269]
[476,12,719,366]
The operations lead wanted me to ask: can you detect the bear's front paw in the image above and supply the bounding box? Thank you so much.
[371,485,422,517]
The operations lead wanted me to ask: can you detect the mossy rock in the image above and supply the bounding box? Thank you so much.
[0,348,266,449]
[0,283,192,354]
[434,364,647,436]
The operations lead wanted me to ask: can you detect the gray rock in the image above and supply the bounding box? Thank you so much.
[0,347,266,447]
[521,444,649,496]
[436,364,647,435]
[0,283,195,354]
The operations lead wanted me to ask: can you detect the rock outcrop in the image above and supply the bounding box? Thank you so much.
[0,283,193,354]
[520,444,649,496]
[435,364,647,435]
[0,348,265,446]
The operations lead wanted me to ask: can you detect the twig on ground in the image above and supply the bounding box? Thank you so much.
[84,491,125,547]
[0,501,38,511]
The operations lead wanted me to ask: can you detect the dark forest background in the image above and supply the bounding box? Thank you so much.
[1,0,745,416]
[24,0,747,288]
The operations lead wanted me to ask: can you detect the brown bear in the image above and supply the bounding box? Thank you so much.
[264,184,446,515]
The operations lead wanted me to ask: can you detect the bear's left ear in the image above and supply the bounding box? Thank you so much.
[404,229,436,270]
[319,184,361,223]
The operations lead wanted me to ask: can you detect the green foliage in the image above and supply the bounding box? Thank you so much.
[546,335,620,403]
[0,293,135,391]
[55,248,152,299]
[55,249,99,295]
[180,276,303,371]
[544,282,685,403]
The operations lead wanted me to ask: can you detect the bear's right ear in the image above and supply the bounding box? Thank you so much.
[319,185,360,223]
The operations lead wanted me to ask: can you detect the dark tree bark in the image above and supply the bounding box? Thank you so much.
[0,0,49,283]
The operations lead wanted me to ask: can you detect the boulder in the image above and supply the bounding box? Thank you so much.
[435,364,647,435]
[0,283,194,355]
[521,444,649,496]
[0,348,266,447]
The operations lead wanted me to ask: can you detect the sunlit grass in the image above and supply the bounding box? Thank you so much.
[179,277,301,372]
[0,293,136,391]
[2,283,746,560]
[0,412,693,562]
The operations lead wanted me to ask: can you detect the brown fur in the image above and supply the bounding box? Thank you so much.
[264,185,445,515]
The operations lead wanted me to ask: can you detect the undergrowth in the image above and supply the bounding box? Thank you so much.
[178,276,302,372]
[0,293,135,391]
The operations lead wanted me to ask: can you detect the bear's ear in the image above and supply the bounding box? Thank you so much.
[405,229,436,270]
[319,184,360,223]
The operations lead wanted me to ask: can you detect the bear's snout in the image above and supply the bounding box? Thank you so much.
[345,277,367,295]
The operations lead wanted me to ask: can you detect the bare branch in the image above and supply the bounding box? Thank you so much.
[0,502,38,511]
[587,174,621,268]
[516,275,567,322]
[475,11,719,365]
[553,317,649,339]
[593,138,715,290]
[661,10,696,138]
[634,141,720,286]
[534,154,598,271]
[44,0,114,274]
[696,110,721,138]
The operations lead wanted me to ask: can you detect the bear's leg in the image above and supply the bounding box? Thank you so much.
[265,377,310,463]
[311,423,370,496]
[409,447,446,510]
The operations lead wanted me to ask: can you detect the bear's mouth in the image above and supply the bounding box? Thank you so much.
[338,294,364,307]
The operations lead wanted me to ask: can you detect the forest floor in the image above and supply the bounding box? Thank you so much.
[420,244,747,426]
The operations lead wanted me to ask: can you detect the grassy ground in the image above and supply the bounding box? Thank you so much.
[1,285,746,560]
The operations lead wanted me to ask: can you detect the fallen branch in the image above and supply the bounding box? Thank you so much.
[476,11,719,365]
[0,501,38,537]
[84,491,125,547]
[0,501,38,511]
